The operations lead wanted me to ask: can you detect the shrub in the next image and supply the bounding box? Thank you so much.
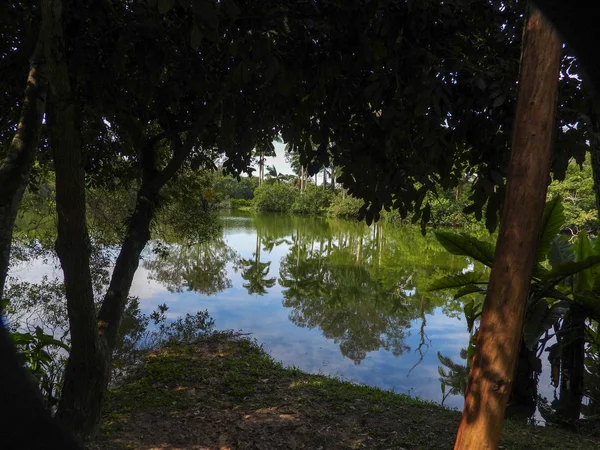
[253,183,297,212]
[228,198,253,209]
[291,185,333,215]
[327,192,364,219]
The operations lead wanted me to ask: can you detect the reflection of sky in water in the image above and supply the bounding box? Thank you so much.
[129,217,471,411]
[11,214,562,414]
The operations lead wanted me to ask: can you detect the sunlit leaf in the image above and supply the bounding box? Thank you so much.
[427,271,485,292]
[434,231,494,267]
[536,197,565,262]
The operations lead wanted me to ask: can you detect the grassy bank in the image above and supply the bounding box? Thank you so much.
[92,333,600,450]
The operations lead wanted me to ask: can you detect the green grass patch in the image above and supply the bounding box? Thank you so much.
[93,333,600,450]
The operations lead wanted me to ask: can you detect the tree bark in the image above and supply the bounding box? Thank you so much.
[42,0,111,439]
[0,29,82,449]
[96,154,161,349]
[0,41,46,297]
[454,8,561,449]
[556,306,586,424]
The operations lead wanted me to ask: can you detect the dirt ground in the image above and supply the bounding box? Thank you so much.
[90,333,600,450]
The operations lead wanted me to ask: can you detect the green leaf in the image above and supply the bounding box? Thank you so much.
[463,300,483,333]
[427,271,485,291]
[573,293,600,321]
[548,235,574,268]
[573,231,595,292]
[434,231,495,267]
[536,197,565,262]
[542,255,600,284]
[453,284,486,300]
[523,300,569,350]
[10,332,34,346]
[157,0,175,14]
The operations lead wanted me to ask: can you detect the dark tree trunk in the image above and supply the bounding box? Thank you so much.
[0,30,81,449]
[0,41,46,297]
[507,340,540,419]
[97,182,158,348]
[42,0,110,439]
[555,306,586,424]
[454,8,562,449]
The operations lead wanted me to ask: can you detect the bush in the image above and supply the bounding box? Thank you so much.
[327,192,364,219]
[229,198,253,209]
[253,183,297,212]
[212,173,258,201]
[291,185,333,215]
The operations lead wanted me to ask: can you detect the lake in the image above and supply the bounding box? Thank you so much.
[132,212,479,411]
[9,211,566,417]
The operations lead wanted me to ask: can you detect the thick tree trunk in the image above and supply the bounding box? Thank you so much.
[454,8,561,449]
[0,32,81,449]
[0,41,46,297]
[555,306,586,424]
[42,0,110,439]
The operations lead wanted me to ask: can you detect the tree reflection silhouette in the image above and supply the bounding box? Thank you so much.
[144,239,238,295]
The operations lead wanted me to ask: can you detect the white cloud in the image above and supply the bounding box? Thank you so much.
[260,142,293,175]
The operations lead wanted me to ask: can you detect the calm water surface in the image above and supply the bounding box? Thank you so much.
[9,211,591,420]
[133,212,483,410]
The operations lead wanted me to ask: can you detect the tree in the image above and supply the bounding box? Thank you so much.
[3,1,600,447]
[38,0,296,439]
[254,142,276,186]
[453,7,562,449]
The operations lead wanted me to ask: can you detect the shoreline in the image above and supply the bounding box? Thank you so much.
[91,332,600,449]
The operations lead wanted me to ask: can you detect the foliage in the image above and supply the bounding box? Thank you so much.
[228,198,253,210]
[10,326,70,408]
[547,156,599,233]
[291,184,334,215]
[253,183,298,213]
[144,304,215,347]
[430,198,600,406]
[212,173,258,201]
[327,193,364,219]
[156,170,222,244]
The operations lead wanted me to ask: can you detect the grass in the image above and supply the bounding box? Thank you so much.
[90,332,600,449]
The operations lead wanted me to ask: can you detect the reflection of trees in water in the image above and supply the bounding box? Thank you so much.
[278,221,460,364]
[144,239,238,295]
[236,226,276,296]
[238,259,276,295]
